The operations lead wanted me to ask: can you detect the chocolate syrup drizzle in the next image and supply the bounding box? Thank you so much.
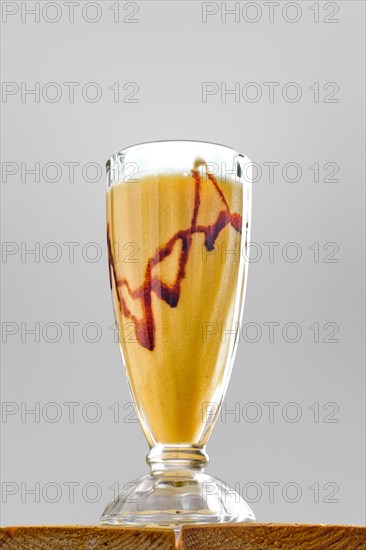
[107,169,243,351]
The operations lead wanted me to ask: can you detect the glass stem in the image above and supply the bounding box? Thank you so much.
[147,445,209,473]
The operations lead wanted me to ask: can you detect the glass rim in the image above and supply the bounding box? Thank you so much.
[106,139,244,170]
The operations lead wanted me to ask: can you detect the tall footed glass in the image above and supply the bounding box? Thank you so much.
[101,140,255,527]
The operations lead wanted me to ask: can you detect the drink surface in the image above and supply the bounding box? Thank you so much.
[107,169,244,445]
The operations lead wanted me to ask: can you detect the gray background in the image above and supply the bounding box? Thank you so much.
[1,0,365,526]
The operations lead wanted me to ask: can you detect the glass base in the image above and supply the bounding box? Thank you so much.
[100,469,255,528]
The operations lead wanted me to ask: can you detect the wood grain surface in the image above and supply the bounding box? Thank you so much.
[0,525,175,549]
[0,524,365,549]
[178,523,366,549]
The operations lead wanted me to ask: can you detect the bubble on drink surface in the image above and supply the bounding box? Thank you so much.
[193,157,207,170]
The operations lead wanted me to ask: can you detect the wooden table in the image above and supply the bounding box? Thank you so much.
[178,523,366,549]
[0,523,365,549]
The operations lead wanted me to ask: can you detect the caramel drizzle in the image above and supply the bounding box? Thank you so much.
[108,169,242,351]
